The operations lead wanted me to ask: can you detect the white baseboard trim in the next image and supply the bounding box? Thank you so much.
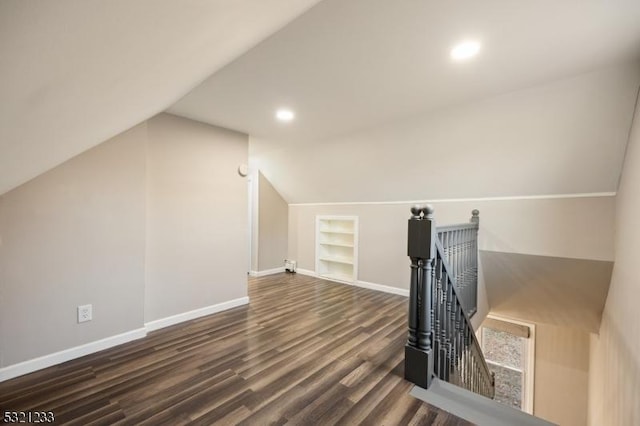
[252,267,285,277]
[354,280,409,297]
[0,328,147,382]
[0,297,251,382]
[249,270,259,277]
[296,268,317,277]
[294,268,409,297]
[145,296,250,332]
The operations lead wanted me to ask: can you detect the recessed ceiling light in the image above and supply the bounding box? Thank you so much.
[276,109,295,122]
[450,40,481,61]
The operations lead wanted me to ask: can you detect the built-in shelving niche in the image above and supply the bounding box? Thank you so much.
[315,215,358,283]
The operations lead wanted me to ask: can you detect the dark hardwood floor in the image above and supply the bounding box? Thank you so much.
[0,273,471,425]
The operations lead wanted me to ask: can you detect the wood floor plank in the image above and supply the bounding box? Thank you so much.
[0,273,471,425]
[189,389,254,425]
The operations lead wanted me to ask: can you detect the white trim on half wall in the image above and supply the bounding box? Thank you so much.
[288,192,616,206]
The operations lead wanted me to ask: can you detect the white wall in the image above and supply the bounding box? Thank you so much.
[145,113,249,322]
[0,123,147,367]
[253,65,639,204]
[589,93,640,425]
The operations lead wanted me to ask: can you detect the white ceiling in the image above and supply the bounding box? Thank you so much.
[170,0,640,143]
[0,0,322,195]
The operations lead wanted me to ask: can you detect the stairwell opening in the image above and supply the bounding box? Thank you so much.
[478,315,536,414]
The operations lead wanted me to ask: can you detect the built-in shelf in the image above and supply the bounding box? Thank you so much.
[319,241,354,248]
[319,256,354,265]
[318,229,354,235]
[316,215,358,283]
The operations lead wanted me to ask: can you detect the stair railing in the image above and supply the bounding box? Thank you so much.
[404,205,494,399]
[437,211,479,317]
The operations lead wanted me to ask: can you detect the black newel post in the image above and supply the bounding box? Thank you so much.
[405,204,435,389]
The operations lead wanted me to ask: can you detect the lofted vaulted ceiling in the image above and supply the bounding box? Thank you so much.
[3,0,640,202]
[170,0,640,144]
[169,0,640,203]
[0,0,322,195]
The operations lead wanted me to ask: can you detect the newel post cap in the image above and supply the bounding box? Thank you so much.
[471,209,480,224]
[411,204,434,219]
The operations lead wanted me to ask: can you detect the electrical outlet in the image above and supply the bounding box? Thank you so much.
[78,304,92,323]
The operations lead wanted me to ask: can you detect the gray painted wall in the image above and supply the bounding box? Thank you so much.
[250,170,259,273]
[482,251,612,333]
[589,92,640,424]
[534,322,590,426]
[145,113,248,322]
[288,196,614,331]
[0,123,147,366]
[288,196,614,281]
[257,172,288,272]
[0,113,249,370]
